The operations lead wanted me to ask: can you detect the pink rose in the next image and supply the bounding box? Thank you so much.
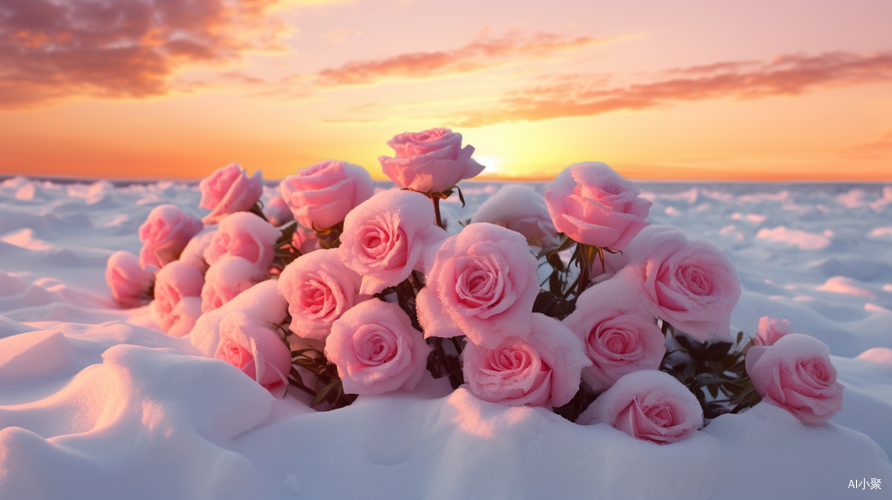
[277,248,363,342]
[563,286,666,390]
[292,224,320,255]
[470,184,561,250]
[754,316,792,346]
[138,204,203,269]
[339,189,447,295]
[150,261,205,335]
[199,163,263,224]
[582,370,703,444]
[746,333,844,426]
[105,250,152,307]
[215,312,292,397]
[263,194,295,227]
[416,223,539,349]
[544,162,652,250]
[325,299,431,396]
[179,228,216,274]
[203,212,280,271]
[615,224,741,341]
[378,128,485,194]
[201,256,268,313]
[461,313,591,407]
[279,160,374,231]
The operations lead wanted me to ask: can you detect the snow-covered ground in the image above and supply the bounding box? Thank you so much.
[1,176,891,499]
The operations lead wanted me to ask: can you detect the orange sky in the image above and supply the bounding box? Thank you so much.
[1,0,890,182]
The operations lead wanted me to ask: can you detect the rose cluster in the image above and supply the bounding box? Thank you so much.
[105,127,843,444]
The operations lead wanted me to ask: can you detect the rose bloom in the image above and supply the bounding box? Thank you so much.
[615,224,741,341]
[203,212,280,271]
[325,300,431,396]
[746,333,844,426]
[179,228,216,274]
[199,163,263,224]
[416,223,539,349]
[150,261,204,335]
[470,184,561,250]
[277,248,363,342]
[215,312,292,398]
[563,288,666,391]
[105,250,152,308]
[263,194,295,227]
[582,370,704,444]
[339,189,447,295]
[201,256,268,313]
[462,313,590,407]
[280,160,374,231]
[544,162,652,250]
[754,316,792,346]
[138,204,203,269]
[377,127,485,195]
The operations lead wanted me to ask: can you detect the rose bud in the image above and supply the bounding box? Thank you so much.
[544,162,651,250]
[201,256,268,313]
[150,261,204,336]
[105,250,152,308]
[470,184,561,250]
[754,316,792,346]
[263,194,295,227]
[203,212,280,271]
[746,333,844,426]
[198,163,263,224]
[279,160,374,231]
[138,204,203,270]
[378,127,485,195]
[215,312,292,398]
[325,300,431,397]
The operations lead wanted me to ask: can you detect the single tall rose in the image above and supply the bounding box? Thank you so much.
[280,160,374,231]
[339,189,447,295]
[199,163,263,224]
[378,128,485,195]
[544,162,652,250]
[263,194,295,227]
[470,184,561,250]
[201,256,268,313]
[325,300,431,396]
[754,316,792,346]
[615,224,741,341]
[215,312,292,398]
[581,370,704,444]
[416,223,539,348]
[746,333,843,426]
[462,313,590,408]
[203,212,280,271]
[277,248,363,342]
[563,286,666,390]
[137,204,203,269]
[105,250,152,307]
[150,261,204,335]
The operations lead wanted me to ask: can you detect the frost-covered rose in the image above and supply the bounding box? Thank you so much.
[616,225,741,341]
[138,204,203,269]
[150,261,204,336]
[582,370,703,444]
[563,287,666,390]
[105,250,152,308]
[416,223,539,348]
[280,160,374,231]
[201,256,268,313]
[544,162,652,250]
[462,313,590,407]
[277,248,363,341]
[339,189,447,294]
[746,334,844,426]
[754,316,792,346]
[203,212,280,271]
[199,163,263,224]
[378,128,485,194]
[325,300,431,396]
[470,184,561,250]
[263,194,295,227]
[179,228,216,274]
[215,312,292,397]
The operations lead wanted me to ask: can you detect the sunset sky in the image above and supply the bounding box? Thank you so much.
[1,0,890,181]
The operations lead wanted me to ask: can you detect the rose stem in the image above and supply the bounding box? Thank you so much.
[432,196,444,229]
[575,260,589,300]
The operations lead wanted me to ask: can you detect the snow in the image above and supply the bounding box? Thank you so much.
[1,177,892,499]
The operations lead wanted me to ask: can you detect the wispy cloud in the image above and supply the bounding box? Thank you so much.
[0,0,290,109]
[844,131,892,158]
[444,52,892,127]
